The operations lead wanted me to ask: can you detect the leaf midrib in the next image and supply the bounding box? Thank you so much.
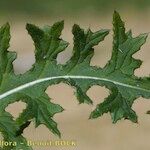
[0,75,149,100]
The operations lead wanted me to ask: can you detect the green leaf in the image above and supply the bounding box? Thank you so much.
[0,11,149,150]
[90,87,137,123]
[0,23,16,78]
[91,11,149,122]
[26,21,69,61]
[16,93,63,137]
[0,110,32,150]
[65,24,109,104]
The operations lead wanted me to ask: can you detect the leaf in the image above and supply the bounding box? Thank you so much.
[65,24,109,104]
[0,19,109,149]
[16,93,63,137]
[90,87,137,123]
[90,11,149,122]
[26,21,69,61]
[0,11,149,150]
[0,110,32,150]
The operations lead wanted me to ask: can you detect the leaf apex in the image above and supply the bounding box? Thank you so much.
[113,10,121,18]
[26,23,41,32]
[59,20,64,25]
[1,22,10,33]
[89,111,100,119]
[52,20,64,30]
[72,24,81,32]
[140,33,149,39]
[26,23,34,29]
[4,22,10,29]
[113,11,124,25]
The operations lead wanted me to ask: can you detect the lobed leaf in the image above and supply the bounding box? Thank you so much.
[0,11,149,150]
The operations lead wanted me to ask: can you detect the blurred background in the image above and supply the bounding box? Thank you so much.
[2,0,150,150]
